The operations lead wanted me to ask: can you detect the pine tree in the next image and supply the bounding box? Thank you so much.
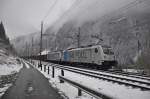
[0,21,7,40]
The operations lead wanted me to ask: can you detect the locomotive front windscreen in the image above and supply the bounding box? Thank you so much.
[102,47,114,55]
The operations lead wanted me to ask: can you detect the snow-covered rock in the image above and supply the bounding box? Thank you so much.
[0,50,22,75]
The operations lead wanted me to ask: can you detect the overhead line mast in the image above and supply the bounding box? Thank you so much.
[39,21,43,68]
[38,0,58,68]
[77,27,80,48]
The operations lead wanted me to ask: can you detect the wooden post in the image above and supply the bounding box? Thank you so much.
[52,66,55,78]
[78,89,82,96]
[60,69,64,83]
[37,62,39,68]
[44,65,46,72]
[48,66,50,74]
[41,64,42,71]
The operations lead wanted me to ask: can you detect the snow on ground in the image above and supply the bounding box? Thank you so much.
[0,49,23,75]
[0,84,12,97]
[59,65,150,88]
[31,60,94,99]
[32,60,150,99]
[53,64,150,83]
[0,63,23,76]
[122,69,143,73]
[0,56,23,75]
[23,60,30,69]
[63,70,150,99]
[0,50,23,98]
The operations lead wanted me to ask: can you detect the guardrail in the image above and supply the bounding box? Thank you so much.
[59,76,113,99]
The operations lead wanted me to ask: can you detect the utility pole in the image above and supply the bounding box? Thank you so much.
[31,37,34,62]
[39,21,43,67]
[28,44,29,58]
[25,42,28,58]
[31,37,34,56]
[77,27,80,48]
[46,39,48,54]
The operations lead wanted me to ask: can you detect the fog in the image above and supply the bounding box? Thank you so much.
[50,0,136,33]
[0,0,136,38]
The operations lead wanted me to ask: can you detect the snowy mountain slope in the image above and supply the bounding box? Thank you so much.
[12,0,150,66]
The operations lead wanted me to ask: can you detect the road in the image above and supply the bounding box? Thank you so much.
[1,61,63,99]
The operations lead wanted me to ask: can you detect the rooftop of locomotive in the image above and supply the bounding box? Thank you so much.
[66,44,111,51]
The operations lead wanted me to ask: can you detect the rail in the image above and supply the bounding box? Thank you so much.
[50,64,150,90]
[105,70,150,81]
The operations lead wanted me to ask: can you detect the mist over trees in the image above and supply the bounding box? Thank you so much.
[12,0,150,73]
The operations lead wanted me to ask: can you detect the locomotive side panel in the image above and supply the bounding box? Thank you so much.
[90,46,104,65]
[47,52,61,61]
[45,45,117,70]
[63,50,70,61]
[69,48,92,63]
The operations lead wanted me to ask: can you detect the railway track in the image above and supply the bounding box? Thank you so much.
[61,63,150,81]
[45,60,150,81]
[101,70,150,81]
[49,63,150,91]
[120,71,150,78]
[68,65,150,81]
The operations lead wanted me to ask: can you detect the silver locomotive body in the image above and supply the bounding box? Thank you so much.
[62,45,116,66]
[47,45,117,69]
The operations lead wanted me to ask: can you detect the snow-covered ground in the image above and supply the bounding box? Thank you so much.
[122,69,143,73]
[31,60,150,99]
[0,62,23,76]
[0,54,22,75]
[0,84,12,97]
[0,50,23,98]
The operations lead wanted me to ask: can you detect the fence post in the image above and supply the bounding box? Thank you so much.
[60,69,64,83]
[41,64,42,71]
[48,66,50,74]
[78,89,82,96]
[37,62,39,68]
[44,65,46,72]
[52,66,55,78]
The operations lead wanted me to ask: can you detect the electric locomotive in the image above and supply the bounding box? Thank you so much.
[45,45,117,70]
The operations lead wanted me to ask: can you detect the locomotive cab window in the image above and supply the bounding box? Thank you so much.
[95,48,98,53]
[103,48,114,55]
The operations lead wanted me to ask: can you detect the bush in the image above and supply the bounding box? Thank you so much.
[136,49,150,75]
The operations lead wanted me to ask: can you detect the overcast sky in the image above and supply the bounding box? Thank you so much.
[0,0,135,39]
[0,0,76,39]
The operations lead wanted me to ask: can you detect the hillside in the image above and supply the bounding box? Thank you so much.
[12,0,150,67]
[0,22,14,54]
[0,21,23,97]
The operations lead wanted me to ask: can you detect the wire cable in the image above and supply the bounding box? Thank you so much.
[42,0,58,22]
